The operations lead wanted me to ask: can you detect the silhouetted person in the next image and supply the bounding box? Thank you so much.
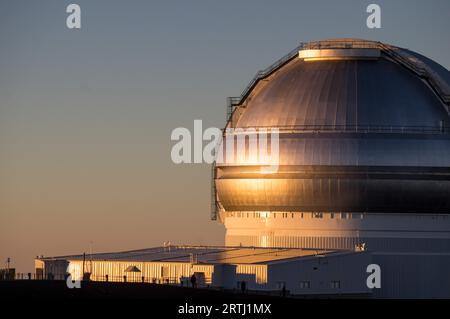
[240,281,246,293]
[282,284,286,297]
[190,274,197,288]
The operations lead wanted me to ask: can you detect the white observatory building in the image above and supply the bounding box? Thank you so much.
[37,39,450,298]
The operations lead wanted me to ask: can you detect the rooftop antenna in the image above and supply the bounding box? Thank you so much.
[89,240,93,273]
[163,241,172,252]
[82,252,86,279]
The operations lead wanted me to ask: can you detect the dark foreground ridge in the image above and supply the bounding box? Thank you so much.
[0,280,281,300]
[0,280,442,318]
[0,280,365,300]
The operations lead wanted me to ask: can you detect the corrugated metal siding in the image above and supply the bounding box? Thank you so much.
[226,235,450,252]
[373,253,450,298]
[236,264,268,285]
[268,251,372,295]
[68,260,215,284]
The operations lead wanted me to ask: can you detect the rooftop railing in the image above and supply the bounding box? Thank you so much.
[224,124,450,135]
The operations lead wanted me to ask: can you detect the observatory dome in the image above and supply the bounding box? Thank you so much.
[213,39,450,216]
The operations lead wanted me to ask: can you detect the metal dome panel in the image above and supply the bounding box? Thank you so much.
[235,58,449,129]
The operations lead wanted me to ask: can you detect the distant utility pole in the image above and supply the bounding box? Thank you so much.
[89,241,93,274]
[82,253,86,279]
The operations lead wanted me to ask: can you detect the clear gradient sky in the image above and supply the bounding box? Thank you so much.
[1,0,449,273]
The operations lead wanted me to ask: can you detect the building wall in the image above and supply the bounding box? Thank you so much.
[373,253,450,298]
[64,260,216,286]
[211,264,237,289]
[235,264,268,289]
[223,212,450,252]
[266,251,372,296]
[37,250,450,298]
[35,259,68,279]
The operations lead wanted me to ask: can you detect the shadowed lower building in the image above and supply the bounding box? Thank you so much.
[36,245,373,297]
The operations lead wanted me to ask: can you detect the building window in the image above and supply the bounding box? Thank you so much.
[260,212,269,218]
[299,281,311,289]
[312,212,323,219]
[331,280,341,289]
[276,281,286,290]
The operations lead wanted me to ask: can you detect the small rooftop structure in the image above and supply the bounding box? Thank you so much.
[124,265,141,272]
